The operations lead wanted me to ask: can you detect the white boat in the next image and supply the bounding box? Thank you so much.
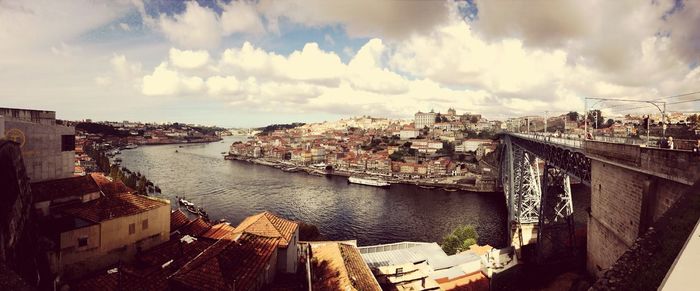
[124,144,138,149]
[348,176,390,188]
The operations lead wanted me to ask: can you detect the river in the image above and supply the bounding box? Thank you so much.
[117,136,589,247]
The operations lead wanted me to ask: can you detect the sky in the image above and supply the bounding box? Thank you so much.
[1,0,699,127]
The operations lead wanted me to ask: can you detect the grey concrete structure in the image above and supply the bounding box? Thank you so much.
[0,108,74,182]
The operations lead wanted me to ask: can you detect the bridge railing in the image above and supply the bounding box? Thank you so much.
[510,132,698,150]
[510,133,584,149]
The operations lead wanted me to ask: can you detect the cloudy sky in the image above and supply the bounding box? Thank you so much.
[1,0,699,127]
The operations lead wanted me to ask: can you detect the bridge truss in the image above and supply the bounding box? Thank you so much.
[500,134,583,263]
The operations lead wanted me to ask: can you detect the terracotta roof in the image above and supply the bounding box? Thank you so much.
[62,193,168,223]
[339,243,382,291]
[177,217,211,237]
[170,209,190,232]
[31,175,100,202]
[233,211,298,248]
[311,243,381,291]
[73,235,214,291]
[201,223,236,240]
[170,233,281,291]
[90,173,133,195]
[435,271,489,291]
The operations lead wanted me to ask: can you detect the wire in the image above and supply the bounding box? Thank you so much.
[666,98,700,105]
[596,90,700,110]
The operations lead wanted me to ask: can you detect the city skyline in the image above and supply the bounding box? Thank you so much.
[2,0,700,127]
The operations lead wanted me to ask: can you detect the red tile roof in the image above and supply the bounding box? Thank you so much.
[311,243,381,291]
[170,209,190,232]
[339,243,382,291]
[62,193,168,223]
[90,173,133,195]
[233,211,298,248]
[31,175,100,202]
[177,217,211,237]
[73,236,214,291]
[170,233,281,291]
[201,222,236,240]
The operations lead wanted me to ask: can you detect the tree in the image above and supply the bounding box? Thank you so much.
[587,110,605,129]
[389,151,404,162]
[441,225,479,255]
[567,111,579,122]
[605,118,615,128]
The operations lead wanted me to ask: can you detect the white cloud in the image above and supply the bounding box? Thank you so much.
[169,48,210,69]
[142,63,203,96]
[119,22,131,31]
[0,0,130,52]
[221,0,264,35]
[257,0,450,39]
[157,1,222,49]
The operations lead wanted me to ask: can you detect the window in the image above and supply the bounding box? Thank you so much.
[61,135,75,151]
[78,237,88,247]
[129,223,136,235]
[142,219,149,230]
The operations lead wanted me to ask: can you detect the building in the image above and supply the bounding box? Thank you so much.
[308,242,382,291]
[43,192,170,279]
[231,211,300,274]
[415,111,437,130]
[0,107,75,182]
[169,233,281,291]
[359,242,489,291]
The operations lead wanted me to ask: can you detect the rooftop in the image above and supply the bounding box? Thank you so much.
[170,233,281,291]
[311,242,381,291]
[232,211,299,248]
[62,192,168,223]
[31,175,100,202]
[170,209,190,232]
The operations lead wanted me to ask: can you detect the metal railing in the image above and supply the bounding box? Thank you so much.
[510,132,698,151]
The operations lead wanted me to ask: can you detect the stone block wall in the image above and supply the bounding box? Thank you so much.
[3,120,74,182]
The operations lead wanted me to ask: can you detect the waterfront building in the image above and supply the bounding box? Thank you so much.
[415,111,437,129]
[0,107,75,182]
[45,192,170,279]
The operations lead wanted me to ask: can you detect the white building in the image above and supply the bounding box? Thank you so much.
[415,111,437,129]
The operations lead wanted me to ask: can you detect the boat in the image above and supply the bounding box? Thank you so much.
[419,185,436,189]
[348,176,390,188]
[178,197,195,207]
[443,188,458,192]
[124,143,138,149]
[175,150,178,153]
[220,152,226,155]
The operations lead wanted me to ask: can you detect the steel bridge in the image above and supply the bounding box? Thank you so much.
[499,133,591,263]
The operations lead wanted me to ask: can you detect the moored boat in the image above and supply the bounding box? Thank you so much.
[348,176,390,188]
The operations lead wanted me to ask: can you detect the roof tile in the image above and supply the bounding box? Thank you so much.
[62,192,168,223]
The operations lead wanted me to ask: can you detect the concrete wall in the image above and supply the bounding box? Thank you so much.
[2,119,74,182]
[585,141,700,276]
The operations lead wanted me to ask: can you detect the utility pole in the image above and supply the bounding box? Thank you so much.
[526,118,530,133]
[584,98,588,139]
[544,111,548,134]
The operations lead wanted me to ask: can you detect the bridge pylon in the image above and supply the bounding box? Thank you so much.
[500,134,576,263]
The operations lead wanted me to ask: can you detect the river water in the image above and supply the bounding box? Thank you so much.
[117,136,589,247]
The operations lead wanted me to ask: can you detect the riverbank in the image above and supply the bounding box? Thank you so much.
[224,154,499,193]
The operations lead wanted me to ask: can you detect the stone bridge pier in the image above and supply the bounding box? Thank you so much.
[584,141,700,276]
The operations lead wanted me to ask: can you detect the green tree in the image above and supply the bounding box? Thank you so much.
[566,111,579,122]
[389,151,404,162]
[587,110,605,129]
[441,225,479,255]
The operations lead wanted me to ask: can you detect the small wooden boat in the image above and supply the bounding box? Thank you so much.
[443,188,458,192]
